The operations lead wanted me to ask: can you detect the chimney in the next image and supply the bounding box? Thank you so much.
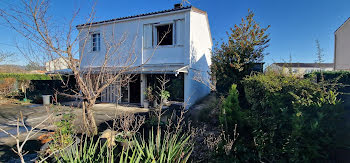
[174,3,183,9]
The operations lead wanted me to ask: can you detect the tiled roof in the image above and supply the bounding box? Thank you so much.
[273,63,334,68]
[76,6,192,28]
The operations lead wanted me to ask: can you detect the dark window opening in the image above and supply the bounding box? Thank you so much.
[146,73,184,102]
[157,24,173,45]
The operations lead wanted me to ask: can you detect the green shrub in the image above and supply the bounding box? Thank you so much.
[240,72,344,162]
[49,113,76,152]
[305,71,350,97]
[219,84,243,131]
[304,71,350,84]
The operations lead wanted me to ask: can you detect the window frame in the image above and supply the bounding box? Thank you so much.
[153,22,175,47]
[91,32,101,52]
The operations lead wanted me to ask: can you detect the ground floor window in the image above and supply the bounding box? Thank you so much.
[146,73,184,102]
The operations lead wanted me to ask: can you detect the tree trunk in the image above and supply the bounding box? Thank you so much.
[82,101,98,136]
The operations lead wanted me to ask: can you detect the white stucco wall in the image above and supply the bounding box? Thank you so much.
[78,10,191,68]
[335,19,350,70]
[45,57,69,72]
[184,10,212,107]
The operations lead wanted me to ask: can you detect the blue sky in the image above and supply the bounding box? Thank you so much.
[0,0,349,65]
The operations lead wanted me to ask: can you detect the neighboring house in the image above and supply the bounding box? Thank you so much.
[45,57,75,72]
[29,70,46,74]
[268,63,334,76]
[335,17,350,70]
[76,4,212,107]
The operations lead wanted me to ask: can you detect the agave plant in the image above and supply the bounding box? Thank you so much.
[41,136,115,163]
[43,129,193,163]
[119,129,193,163]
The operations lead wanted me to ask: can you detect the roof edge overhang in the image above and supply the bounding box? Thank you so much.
[62,64,189,75]
[335,17,350,34]
[76,7,193,29]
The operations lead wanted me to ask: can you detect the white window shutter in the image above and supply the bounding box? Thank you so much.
[175,19,184,46]
[143,24,152,48]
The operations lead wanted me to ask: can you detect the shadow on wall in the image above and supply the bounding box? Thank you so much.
[186,44,211,107]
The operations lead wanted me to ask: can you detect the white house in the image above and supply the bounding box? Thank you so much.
[335,17,350,70]
[76,4,212,107]
[45,57,72,72]
[268,63,334,76]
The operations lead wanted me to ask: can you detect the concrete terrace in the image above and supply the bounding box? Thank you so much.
[0,103,149,145]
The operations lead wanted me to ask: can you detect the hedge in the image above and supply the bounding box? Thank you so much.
[240,72,344,162]
[0,73,61,81]
[304,71,350,84]
[304,71,350,95]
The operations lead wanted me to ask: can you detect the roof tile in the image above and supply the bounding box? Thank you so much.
[76,6,192,28]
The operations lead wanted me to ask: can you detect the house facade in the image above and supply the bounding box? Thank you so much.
[335,17,350,70]
[268,63,334,76]
[76,5,212,107]
[45,57,70,72]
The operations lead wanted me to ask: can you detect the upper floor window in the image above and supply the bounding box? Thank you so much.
[92,33,100,51]
[143,19,184,48]
[156,24,173,45]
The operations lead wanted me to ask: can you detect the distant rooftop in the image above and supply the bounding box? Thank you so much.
[273,63,334,68]
[76,5,202,28]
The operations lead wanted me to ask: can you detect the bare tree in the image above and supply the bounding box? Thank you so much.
[315,39,326,90]
[315,40,325,66]
[0,50,14,64]
[0,0,102,135]
[0,0,170,135]
[154,74,170,134]
[193,70,216,91]
[0,111,53,163]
